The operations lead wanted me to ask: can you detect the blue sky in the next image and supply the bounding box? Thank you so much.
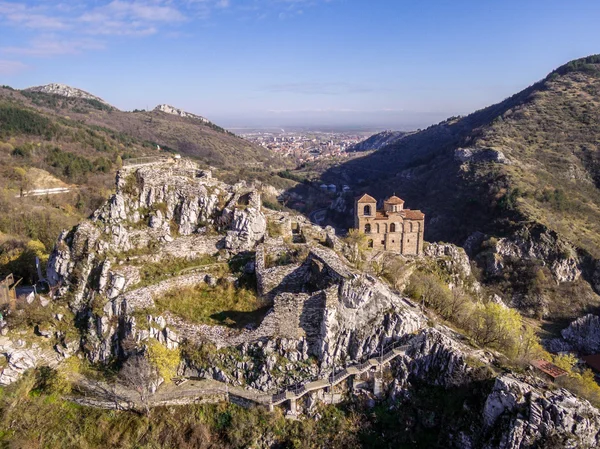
[1,0,599,128]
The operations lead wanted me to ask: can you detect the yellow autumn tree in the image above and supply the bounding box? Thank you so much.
[469,302,523,354]
[146,339,181,383]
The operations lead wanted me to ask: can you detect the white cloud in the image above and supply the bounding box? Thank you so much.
[0,0,334,58]
[2,36,105,57]
[0,1,68,29]
[0,59,29,75]
[79,0,187,35]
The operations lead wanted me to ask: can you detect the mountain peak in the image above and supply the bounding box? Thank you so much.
[153,104,209,123]
[24,83,113,108]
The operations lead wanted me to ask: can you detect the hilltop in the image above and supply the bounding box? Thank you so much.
[6,84,282,170]
[24,83,113,108]
[0,159,598,448]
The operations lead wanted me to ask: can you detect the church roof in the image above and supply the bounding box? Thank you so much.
[385,195,404,205]
[403,209,425,220]
[356,193,377,203]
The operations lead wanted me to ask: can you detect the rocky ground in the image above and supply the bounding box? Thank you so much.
[0,158,598,448]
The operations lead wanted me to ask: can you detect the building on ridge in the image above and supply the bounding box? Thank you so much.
[354,194,425,255]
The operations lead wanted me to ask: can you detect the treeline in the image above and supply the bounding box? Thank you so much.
[551,54,600,78]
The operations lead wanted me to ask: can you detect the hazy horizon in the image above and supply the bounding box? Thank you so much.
[2,1,600,129]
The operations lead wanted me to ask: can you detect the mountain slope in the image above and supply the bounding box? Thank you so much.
[0,84,288,284]
[311,55,600,320]
[324,56,600,246]
[348,130,409,152]
[16,85,283,170]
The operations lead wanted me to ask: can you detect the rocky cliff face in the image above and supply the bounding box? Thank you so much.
[45,159,267,362]
[154,104,209,123]
[24,83,113,107]
[48,160,262,299]
[557,314,600,354]
[482,375,600,449]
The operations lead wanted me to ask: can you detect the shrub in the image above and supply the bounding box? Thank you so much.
[146,339,181,383]
[554,353,600,407]
[45,147,95,182]
[33,367,71,395]
[0,104,57,138]
[406,272,454,318]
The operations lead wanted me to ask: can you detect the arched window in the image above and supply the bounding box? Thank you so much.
[409,222,413,232]
[364,205,371,216]
[390,223,396,233]
[368,239,373,248]
[382,223,387,233]
[365,224,371,233]
[376,224,380,233]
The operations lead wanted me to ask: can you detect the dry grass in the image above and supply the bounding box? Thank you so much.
[154,281,270,328]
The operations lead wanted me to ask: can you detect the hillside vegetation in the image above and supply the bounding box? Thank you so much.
[319,56,600,248]
[304,55,600,321]
[0,85,288,284]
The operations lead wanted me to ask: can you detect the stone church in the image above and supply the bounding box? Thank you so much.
[354,194,425,255]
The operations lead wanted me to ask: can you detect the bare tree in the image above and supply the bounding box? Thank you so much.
[119,353,159,414]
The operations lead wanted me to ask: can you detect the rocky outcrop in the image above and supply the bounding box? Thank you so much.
[47,159,264,299]
[483,375,600,448]
[474,227,582,283]
[0,336,76,385]
[424,243,477,291]
[455,147,510,164]
[560,314,600,354]
[24,83,113,107]
[154,104,209,123]
[399,328,479,387]
[224,192,266,251]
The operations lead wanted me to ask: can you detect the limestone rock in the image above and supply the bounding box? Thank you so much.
[561,314,600,354]
[224,193,266,251]
[154,104,209,123]
[0,337,69,386]
[455,147,510,164]
[25,83,113,107]
[483,375,600,448]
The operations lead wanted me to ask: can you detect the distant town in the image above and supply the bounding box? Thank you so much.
[239,129,376,164]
